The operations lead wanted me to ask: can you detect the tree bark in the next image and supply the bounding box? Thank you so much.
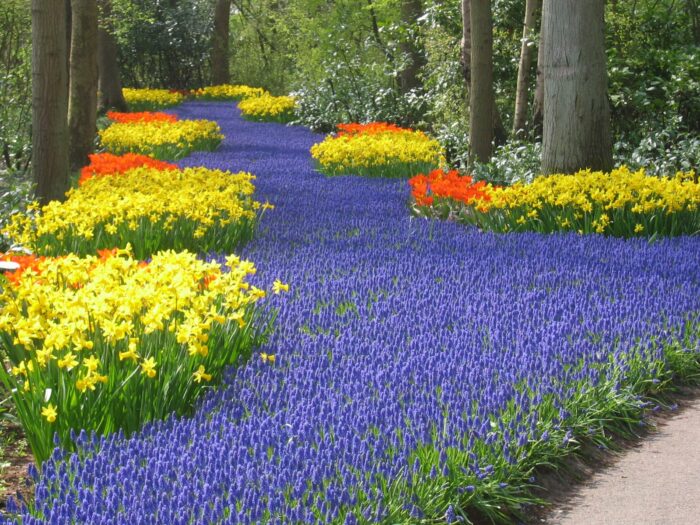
[512,0,540,136]
[460,0,471,85]
[469,0,494,163]
[97,1,127,112]
[211,0,231,85]
[32,0,70,204]
[68,0,98,171]
[399,0,425,94]
[65,0,72,86]
[541,0,612,174]
[532,4,545,138]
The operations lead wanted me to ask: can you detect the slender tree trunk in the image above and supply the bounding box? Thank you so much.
[399,0,425,94]
[461,0,471,85]
[65,0,72,86]
[469,0,494,163]
[532,5,545,138]
[513,0,540,136]
[68,0,98,171]
[97,1,127,112]
[211,0,231,85]
[541,0,612,174]
[32,0,70,204]
[97,27,127,111]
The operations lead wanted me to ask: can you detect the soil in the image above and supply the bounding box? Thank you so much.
[0,420,34,510]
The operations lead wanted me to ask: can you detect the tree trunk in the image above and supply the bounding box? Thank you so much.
[211,0,231,85]
[460,0,470,85]
[541,0,612,174]
[68,0,98,171]
[399,0,425,94]
[97,1,127,112]
[512,0,540,136]
[469,0,494,163]
[65,0,72,86]
[532,5,545,138]
[32,0,70,204]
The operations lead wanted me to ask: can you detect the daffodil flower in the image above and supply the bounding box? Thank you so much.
[41,403,57,423]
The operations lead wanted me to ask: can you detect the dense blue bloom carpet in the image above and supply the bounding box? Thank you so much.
[5,103,700,524]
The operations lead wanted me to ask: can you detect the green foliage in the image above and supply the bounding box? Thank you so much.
[0,0,31,177]
[228,0,295,94]
[614,118,700,177]
[0,173,34,252]
[607,0,700,140]
[472,139,542,185]
[421,5,469,168]
[112,0,214,89]
[228,0,431,131]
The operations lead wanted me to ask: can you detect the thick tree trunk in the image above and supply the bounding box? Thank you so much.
[399,0,425,94]
[68,0,98,171]
[541,0,612,174]
[32,0,70,204]
[469,0,494,163]
[211,0,231,85]
[532,6,545,138]
[460,0,470,85]
[512,0,540,136]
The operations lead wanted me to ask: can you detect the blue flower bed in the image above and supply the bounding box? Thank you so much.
[4,103,700,524]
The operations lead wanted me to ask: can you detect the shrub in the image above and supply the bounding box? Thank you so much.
[4,166,268,259]
[0,248,272,465]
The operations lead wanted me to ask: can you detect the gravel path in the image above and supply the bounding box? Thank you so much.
[547,399,700,525]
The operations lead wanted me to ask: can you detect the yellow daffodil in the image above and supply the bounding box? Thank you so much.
[238,94,296,122]
[57,352,79,369]
[311,127,443,177]
[260,352,276,364]
[194,84,266,101]
[41,403,57,423]
[122,88,184,110]
[99,120,223,160]
[192,365,212,383]
[140,357,157,379]
[272,279,290,294]
[4,167,261,258]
